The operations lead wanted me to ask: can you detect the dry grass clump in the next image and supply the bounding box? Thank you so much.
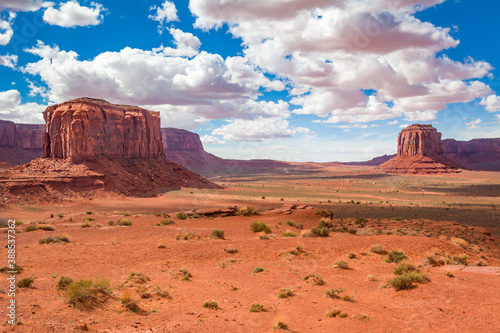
[160,219,174,225]
[249,303,265,312]
[387,271,429,291]
[64,278,112,309]
[334,260,349,269]
[116,218,132,226]
[56,276,73,290]
[450,237,468,249]
[385,250,408,263]
[17,277,35,288]
[326,309,348,318]
[175,212,188,220]
[278,288,294,298]
[176,229,198,241]
[25,224,55,232]
[224,247,238,254]
[128,272,151,284]
[210,229,225,239]
[325,288,344,299]
[235,206,258,216]
[173,268,192,281]
[393,261,417,275]
[120,289,140,312]
[39,234,71,244]
[282,230,297,237]
[251,222,271,233]
[369,244,386,254]
[304,273,325,285]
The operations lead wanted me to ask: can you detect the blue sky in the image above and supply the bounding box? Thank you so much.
[0,0,499,162]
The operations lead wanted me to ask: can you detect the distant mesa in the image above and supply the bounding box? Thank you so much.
[0,119,44,165]
[377,124,463,174]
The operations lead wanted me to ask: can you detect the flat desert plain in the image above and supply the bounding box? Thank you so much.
[1,166,499,332]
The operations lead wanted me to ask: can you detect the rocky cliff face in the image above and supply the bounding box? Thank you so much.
[378,124,462,174]
[0,120,44,165]
[442,138,500,170]
[162,128,203,151]
[0,120,16,148]
[43,98,165,161]
[397,124,443,157]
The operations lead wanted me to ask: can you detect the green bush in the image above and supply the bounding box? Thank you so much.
[117,219,132,226]
[385,250,408,263]
[160,219,174,225]
[17,277,34,288]
[57,276,74,290]
[249,303,265,312]
[65,279,112,309]
[253,267,264,274]
[304,273,324,285]
[311,226,330,237]
[393,262,417,275]
[210,229,225,239]
[278,288,294,298]
[176,212,188,220]
[39,235,70,244]
[274,322,288,330]
[203,301,218,309]
[251,222,271,233]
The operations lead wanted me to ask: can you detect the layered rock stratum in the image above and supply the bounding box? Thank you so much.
[442,138,500,171]
[43,98,164,161]
[377,124,463,174]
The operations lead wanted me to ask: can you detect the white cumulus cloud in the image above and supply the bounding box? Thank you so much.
[479,95,500,113]
[43,1,105,28]
[149,0,178,32]
[0,89,46,123]
[465,118,481,130]
[201,135,226,145]
[0,54,18,68]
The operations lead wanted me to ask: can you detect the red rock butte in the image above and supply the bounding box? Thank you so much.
[43,97,165,161]
[378,124,463,174]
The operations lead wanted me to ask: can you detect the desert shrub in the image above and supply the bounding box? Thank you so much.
[388,271,428,291]
[282,230,297,237]
[224,247,238,253]
[393,216,403,221]
[128,272,150,284]
[393,262,417,275]
[120,289,140,312]
[123,212,131,216]
[176,212,188,220]
[448,254,468,265]
[236,206,258,216]
[249,303,265,312]
[355,218,368,227]
[285,219,295,227]
[210,229,225,239]
[117,219,132,226]
[108,220,114,226]
[0,263,22,273]
[366,275,377,281]
[316,209,331,217]
[325,288,344,299]
[38,225,55,231]
[0,218,8,228]
[348,228,357,234]
[301,229,314,237]
[369,244,386,254]
[450,237,468,249]
[39,234,70,244]
[326,309,343,318]
[304,273,324,285]
[203,301,218,309]
[348,253,356,259]
[86,211,92,215]
[274,322,288,330]
[160,219,174,225]
[17,277,34,288]
[278,288,294,298]
[81,221,92,228]
[25,224,39,232]
[318,218,333,228]
[57,276,74,290]
[251,222,271,233]
[253,267,264,274]
[423,251,445,266]
[443,271,454,278]
[176,230,197,241]
[177,269,192,281]
[342,295,355,302]
[385,250,408,263]
[295,223,304,229]
[311,226,330,237]
[157,243,166,249]
[64,278,111,309]
[334,260,349,269]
